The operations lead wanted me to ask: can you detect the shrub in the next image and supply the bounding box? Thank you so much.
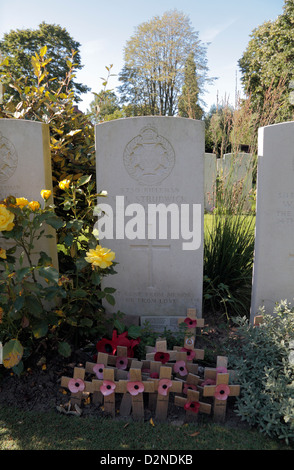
[228,302,294,444]
[0,177,117,373]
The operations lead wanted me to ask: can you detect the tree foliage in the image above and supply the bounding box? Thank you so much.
[178,52,203,119]
[238,0,294,121]
[0,22,89,101]
[0,47,95,198]
[118,9,210,116]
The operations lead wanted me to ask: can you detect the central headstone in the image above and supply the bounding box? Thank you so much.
[95,117,204,321]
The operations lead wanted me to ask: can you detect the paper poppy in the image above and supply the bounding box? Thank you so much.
[127,381,145,396]
[216,367,228,374]
[100,380,116,396]
[158,378,172,396]
[184,401,200,414]
[180,347,196,361]
[150,372,159,379]
[183,383,197,394]
[214,384,230,401]
[184,317,197,329]
[173,360,188,376]
[200,379,216,387]
[116,356,128,370]
[68,378,85,394]
[93,363,105,379]
[154,351,170,364]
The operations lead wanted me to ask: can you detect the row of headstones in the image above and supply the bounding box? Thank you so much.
[59,309,240,423]
[0,117,293,322]
[204,152,254,212]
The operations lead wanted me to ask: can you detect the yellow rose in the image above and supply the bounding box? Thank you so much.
[0,248,7,259]
[15,197,29,208]
[28,201,41,211]
[40,190,51,201]
[0,204,15,232]
[85,245,115,269]
[59,179,71,190]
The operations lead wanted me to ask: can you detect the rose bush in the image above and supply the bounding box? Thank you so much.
[0,176,117,373]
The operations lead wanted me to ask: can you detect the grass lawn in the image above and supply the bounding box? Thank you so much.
[0,405,292,451]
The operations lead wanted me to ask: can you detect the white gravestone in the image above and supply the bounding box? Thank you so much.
[0,119,58,269]
[251,121,294,321]
[204,153,217,212]
[95,117,204,319]
[222,152,253,200]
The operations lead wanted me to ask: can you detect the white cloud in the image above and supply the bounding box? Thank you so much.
[200,18,237,42]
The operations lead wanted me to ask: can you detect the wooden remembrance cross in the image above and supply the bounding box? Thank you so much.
[175,308,205,361]
[174,388,211,422]
[116,368,155,421]
[152,366,183,422]
[61,367,93,407]
[202,372,240,422]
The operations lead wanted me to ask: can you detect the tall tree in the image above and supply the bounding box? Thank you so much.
[178,52,203,119]
[238,0,294,121]
[0,22,89,101]
[118,9,210,116]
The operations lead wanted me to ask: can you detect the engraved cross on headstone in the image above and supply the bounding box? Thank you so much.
[130,239,171,288]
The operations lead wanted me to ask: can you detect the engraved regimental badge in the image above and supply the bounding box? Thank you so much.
[123,125,175,185]
[0,132,18,183]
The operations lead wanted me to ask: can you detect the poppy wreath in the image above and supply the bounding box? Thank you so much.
[96,330,140,357]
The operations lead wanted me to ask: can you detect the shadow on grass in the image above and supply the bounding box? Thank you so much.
[0,406,292,451]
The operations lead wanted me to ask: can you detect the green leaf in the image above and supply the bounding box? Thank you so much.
[58,341,71,358]
[80,318,93,328]
[12,360,24,376]
[14,295,25,312]
[16,267,31,282]
[3,339,24,369]
[77,174,92,187]
[114,318,125,334]
[38,266,59,284]
[24,295,43,317]
[104,287,116,294]
[45,215,64,230]
[105,293,115,306]
[127,325,141,339]
[32,320,48,339]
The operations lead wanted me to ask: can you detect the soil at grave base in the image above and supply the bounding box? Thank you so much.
[0,314,249,429]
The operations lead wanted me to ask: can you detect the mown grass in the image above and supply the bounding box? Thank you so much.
[0,406,292,451]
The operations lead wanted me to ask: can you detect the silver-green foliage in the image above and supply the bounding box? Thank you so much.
[228,301,294,444]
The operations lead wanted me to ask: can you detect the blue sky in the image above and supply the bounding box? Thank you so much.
[0,0,285,113]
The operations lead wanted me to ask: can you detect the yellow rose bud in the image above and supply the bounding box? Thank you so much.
[59,179,71,190]
[85,245,115,269]
[0,204,15,232]
[40,190,51,201]
[0,248,7,259]
[15,197,29,208]
[28,201,41,211]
